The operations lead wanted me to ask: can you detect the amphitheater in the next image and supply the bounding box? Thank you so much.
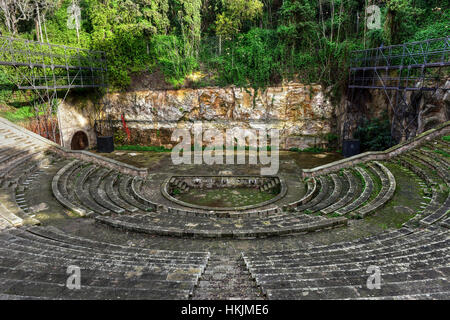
[0,116,448,300]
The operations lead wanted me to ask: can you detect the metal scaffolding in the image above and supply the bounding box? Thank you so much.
[347,36,450,141]
[0,35,107,90]
[0,35,107,145]
[349,36,449,91]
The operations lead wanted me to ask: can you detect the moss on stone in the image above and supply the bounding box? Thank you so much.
[363,162,422,230]
[175,187,276,208]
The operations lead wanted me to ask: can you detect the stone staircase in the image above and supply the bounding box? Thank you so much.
[242,225,450,299]
[0,226,209,299]
[0,126,59,229]
[191,254,264,300]
[240,134,450,300]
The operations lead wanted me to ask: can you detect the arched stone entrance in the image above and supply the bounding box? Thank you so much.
[70,131,89,150]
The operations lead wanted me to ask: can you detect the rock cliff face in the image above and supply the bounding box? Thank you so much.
[337,80,450,143]
[59,80,449,151]
[61,83,335,150]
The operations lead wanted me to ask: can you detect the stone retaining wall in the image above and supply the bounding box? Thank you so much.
[302,121,450,178]
[61,82,335,150]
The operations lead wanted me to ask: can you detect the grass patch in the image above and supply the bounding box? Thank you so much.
[289,147,325,153]
[363,162,422,229]
[442,135,450,142]
[174,187,276,208]
[0,106,41,123]
[115,145,172,152]
[330,212,341,218]
[434,149,450,157]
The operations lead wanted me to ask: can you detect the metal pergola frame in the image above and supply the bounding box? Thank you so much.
[347,36,450,142]
[0,35,108,145]
[0,36,107,90]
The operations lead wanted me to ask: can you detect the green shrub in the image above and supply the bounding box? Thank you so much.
[217,28,281,89]
[151,35,198,87]
[354,116,394,152]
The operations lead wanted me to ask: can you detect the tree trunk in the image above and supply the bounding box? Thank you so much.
[35,19,41,42]
[37,4,43,43]
[43,14,49,43]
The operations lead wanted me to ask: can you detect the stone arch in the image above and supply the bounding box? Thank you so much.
[70,131,89,150]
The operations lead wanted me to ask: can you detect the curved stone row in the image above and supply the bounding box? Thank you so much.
[52,160,146,217]
[288,160,395,219]
[242,225,450,300]
[395,138,450,227]
[96,210,347,239]
[153,175,290,218]
[131,176,160,211]
[0,226,209,299]
[0,127,56,228]
[52,160,92,217]
[51,160,347,238]
[335,166,373,215]
[167,204,282,218]
[351,161,396,219]
[441,216,450,228]
[321,170,359,214]
[283,177,318,210]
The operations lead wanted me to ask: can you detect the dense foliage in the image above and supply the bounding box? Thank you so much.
[354,115,394,152]
[0,0,448,90]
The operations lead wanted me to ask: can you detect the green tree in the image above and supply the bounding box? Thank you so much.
[215,0,263,38]
[384,0,418,44]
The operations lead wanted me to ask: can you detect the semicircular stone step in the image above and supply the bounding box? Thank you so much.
[75,165,110,216]
[335,166,373,216]
[296,176,330,212]
[104,172,140,213]
[309,173,343,213]
[89,168,126,214]
[351,161,396,219]
[321,170,360,215]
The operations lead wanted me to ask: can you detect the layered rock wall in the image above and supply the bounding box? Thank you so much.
[338,80,450,143]
[61,83,336,150]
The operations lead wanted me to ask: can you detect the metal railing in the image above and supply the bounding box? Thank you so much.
[349,36,449,91]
